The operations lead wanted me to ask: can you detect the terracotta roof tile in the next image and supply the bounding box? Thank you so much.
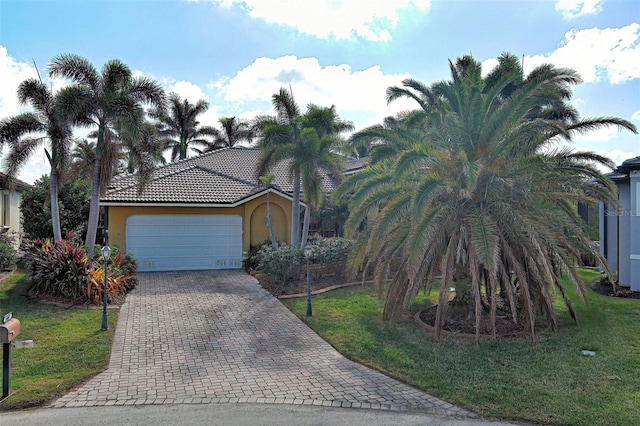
[102,147,339,204]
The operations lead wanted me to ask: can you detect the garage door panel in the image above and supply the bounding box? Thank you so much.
[126,214,243,272]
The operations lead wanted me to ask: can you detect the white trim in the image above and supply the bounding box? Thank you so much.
[630,254,640,260]
[100,188,305,208]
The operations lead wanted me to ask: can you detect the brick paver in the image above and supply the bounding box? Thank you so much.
[52,270,474,417]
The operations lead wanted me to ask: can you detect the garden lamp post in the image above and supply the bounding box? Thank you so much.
[304,245,312,317]
[101,245,111,331]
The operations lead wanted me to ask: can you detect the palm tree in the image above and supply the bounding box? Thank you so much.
[338,55,637,341]
[69,139,97,181]
[342,110,426,162]
[254,88,353,249]
[49,53,166,249]
[207,116,252,150]
[150,92,216,161]
[259,175,278,250]
[0,76,72,241]
[297,127,345,248]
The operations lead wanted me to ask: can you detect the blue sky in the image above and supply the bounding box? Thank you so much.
[1,0,638,183]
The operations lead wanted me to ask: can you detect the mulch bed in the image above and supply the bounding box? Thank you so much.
[591,282,640,299]
[416,305,526,338]
[254,273,350,297]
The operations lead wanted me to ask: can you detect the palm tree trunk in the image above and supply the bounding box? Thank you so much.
[266,191,278,250]
[49,170,63,241]
[300,204,311,249]
[85,126,105,250]
[291,170,301,249]
[84,158,101,249]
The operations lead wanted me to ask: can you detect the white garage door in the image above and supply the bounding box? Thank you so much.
[126,214,243,272]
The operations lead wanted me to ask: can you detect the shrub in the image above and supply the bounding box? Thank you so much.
[256,243,303,285]
[0,230,17,269]
[244,239,273,272]
[21,239,137,304]
[305,235,353,280]
[20,176,91,240]
[255,236,354,283]
[22,239,92,300]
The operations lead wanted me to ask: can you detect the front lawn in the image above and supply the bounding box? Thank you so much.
[282,269,640,426]
[0,271,116,410]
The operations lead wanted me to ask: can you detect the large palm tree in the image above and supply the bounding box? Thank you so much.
[49,53,166,248]
[254,88,352,249]
[206,116,252,151]
[0,76,72,241]
[150,92,216,161]
[338,55,636,341]
[69,139,96,181]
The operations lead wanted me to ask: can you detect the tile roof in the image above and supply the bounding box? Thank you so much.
[101,147,340,205]
[0,173,32,191]
[345,157,368,174]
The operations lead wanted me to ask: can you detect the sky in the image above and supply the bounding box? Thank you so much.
[0,0,638,184]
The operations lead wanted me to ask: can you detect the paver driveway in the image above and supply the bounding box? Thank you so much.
[53,270,473,417]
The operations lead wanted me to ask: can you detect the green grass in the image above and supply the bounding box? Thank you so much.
[282,270,640,426]
[0,271,117,410]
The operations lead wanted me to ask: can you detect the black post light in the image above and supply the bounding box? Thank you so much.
[101,245,112,331]
[304,245,312,317]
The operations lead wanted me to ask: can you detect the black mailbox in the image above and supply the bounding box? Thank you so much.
[0,318,20,343]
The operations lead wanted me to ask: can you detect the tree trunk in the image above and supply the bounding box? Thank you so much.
[180,137,188,160]
[85,126,105,250]
[49,170,62,241]
[290,169,301,249]
[300,204,311,249]
[266,191,278,250]
[84,158,101,250]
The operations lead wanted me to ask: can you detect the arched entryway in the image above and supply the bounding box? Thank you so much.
[249,202,287,247]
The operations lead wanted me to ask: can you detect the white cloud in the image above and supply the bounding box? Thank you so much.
[168,81,222,128]
[482,23,640,85]
[595,148,637,169]
[0,47,53,183]
[555,0,603,19]
[216,55,414,128]
[0,46,38,119]
[632,109,640,121]
[199,0,431,41]
[572,126,624,144]
[168,80,209,103]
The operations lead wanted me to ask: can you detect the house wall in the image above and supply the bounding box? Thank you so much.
[105,193,292,253]
[604,201,619,275]
[618,182,631,286]
[248,202,288,247]
[630,171,640,291]
[242,194,291,248]
[0,189,24,247]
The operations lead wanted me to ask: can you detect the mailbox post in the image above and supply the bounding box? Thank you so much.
[1,314,20,399]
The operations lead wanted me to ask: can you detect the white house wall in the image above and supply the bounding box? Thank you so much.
[630,171,640,291]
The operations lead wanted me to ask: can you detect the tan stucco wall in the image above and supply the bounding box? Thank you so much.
[248,202,287,246]
[106,193,292,252]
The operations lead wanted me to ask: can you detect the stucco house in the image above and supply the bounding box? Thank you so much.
[101,147,339,272]
[0,173,32,246]
[599,156,640,292]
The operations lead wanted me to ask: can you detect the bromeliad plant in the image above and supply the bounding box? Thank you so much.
[22,238,137,304]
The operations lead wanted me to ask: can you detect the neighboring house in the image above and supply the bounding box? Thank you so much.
[0,173,31,247]
[600,156,640,291]
[101,147,339,272]
[344,157,368,176]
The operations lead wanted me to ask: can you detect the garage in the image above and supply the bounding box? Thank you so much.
[126,214,243,272]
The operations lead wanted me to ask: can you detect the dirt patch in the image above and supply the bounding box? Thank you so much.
[591,282,640,299]
[255,273,348,297]
[416,305,526,338]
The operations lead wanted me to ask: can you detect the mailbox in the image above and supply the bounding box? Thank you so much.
[0,318,20,343]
